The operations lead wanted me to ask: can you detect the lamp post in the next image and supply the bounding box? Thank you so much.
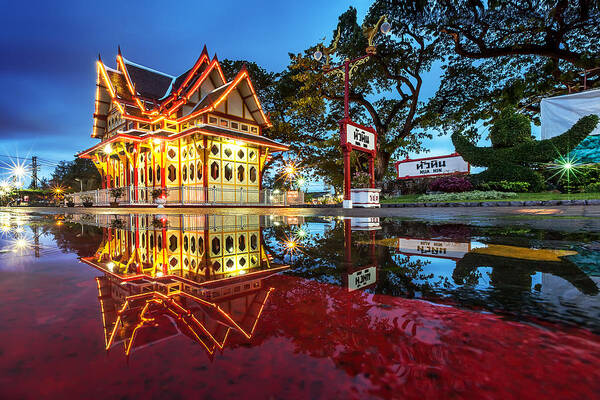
[75,178,83,192]
[313,16,391,208]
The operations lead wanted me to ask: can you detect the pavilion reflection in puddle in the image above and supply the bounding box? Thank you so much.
[79,214,288,358]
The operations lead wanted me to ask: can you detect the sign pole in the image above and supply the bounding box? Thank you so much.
[342,59,352,209]
[369,156,375,188]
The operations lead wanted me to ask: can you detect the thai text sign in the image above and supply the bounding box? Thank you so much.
[395,153,469,180]
[396,238,471,260]
[347,266,377,291]
[345,122,375,151]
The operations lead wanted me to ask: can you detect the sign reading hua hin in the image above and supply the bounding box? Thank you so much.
[395,153,469,180]
[345,122,375,151]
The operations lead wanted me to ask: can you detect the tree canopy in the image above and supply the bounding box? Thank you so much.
[49,157,101,192]
[423,0,600,137]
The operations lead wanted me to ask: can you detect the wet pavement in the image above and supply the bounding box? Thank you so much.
[0,210,598,399]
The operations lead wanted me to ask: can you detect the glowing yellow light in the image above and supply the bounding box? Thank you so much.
[107,262,115,272]
[153,138,162,145]
[156,271,164,277]
[11,237,32,253]
[104,144,112,154]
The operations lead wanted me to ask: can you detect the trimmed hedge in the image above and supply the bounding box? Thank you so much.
[452,112,599,192]
[417,190,517,202]
[478,180,530,192]
[585,182,600,193]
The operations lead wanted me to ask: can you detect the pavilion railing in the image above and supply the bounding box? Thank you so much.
[69,186,303,207]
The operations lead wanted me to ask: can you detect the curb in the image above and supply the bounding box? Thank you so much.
[381,199,600,208]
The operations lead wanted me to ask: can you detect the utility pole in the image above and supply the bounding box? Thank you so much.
[31,156,38,189]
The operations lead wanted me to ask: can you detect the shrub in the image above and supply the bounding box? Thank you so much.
[152,188,166,200]
[452,110,599,192]
[428,176,473,193]
[585,182,600,193]
[352,171,371,188]
[478,180,530,192]
[109,187,124,202]
[417,190,517,202]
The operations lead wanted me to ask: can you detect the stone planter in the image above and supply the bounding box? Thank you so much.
[154,197,167,208]
[66,202,75,208]
[82,201,93,207]
[350,188,381,208]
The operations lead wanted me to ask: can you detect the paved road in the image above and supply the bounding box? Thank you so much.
[3,205,599,232]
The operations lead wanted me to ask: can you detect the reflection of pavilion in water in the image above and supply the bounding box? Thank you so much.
[390,235,598,296]
[79,214,287,358]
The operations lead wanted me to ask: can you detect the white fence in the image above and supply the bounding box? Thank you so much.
[69,185,303,207]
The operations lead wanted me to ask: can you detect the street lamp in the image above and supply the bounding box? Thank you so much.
[74,178,83,192]
[313,15,390,209]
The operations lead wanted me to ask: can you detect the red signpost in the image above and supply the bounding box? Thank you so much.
[325,57,378,208]
[314,16,390,208]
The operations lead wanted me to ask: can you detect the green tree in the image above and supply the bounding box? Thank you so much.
[283,4,443,188]
[50,158,101,192]
[423,0,600,136]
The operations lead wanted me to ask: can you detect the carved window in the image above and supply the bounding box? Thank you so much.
[237,165,245,183]
[238,235,246,251]
[225,236,234,253]
[168,165,176,182]
[197,236,204,255]
[197,161,203,181]
[169,235,178,252]
[211,237,221,255]
[249,166,257,183]
[224,163,233,182]
[210,161,219,180]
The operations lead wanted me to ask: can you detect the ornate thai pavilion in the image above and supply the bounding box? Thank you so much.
[78,46,288,204]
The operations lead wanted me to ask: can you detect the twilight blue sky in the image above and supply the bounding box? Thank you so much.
[0,0,460,186]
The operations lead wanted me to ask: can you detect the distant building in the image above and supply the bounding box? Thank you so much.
[78,46,288,204]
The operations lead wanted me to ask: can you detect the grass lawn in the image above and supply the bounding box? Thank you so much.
[381,191,600,203]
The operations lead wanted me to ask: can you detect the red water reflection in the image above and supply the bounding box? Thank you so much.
[0,267,599,399]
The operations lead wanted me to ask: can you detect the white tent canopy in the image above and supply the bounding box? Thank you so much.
[541,88,600,139]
